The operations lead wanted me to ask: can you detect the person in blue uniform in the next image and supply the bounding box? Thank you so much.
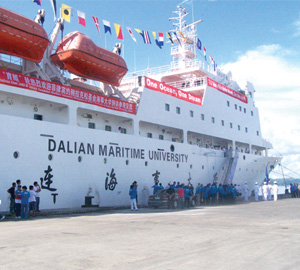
[20,186,30,219]
[218,184,224,204]
[129,185,138,211]
[151,182,159,195]
[211,183,218,205]
[184,186,192,208]
[158,183,164,190]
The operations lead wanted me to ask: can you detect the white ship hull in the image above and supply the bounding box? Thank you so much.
[0,112,278,210]
[0,5,281,211]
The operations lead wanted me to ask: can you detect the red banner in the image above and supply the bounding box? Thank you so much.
[0,69,136,114]
[207,77,247,103]
[145,77,202,106]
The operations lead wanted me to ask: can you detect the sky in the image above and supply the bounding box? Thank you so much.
[1,0,300,180]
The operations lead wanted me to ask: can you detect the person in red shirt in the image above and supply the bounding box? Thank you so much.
[177,185,184,209]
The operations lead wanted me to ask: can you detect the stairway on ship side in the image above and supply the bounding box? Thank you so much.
[216,150,239,185]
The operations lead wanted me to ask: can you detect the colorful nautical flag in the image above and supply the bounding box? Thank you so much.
[153,32,163,49]
[103,20,111,34]
[265,165,269,184]
[203,46,207,59]
[126,27,136,42]
[144,31,151,44]
[137,30,151,44]
[49,0,57,21]
[209,55,214,64]
[173,32,181,46]
[61,4,71,22]
[166,32,174,44]
[158,32,164,44]
[33,0,41,6]
[197,38,202,50]
[114,24,123,40]
[178,31,186,43]
[77,10,86,27]
[92,16,100,37]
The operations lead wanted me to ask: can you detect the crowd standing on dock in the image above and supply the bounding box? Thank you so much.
[1,180,41,221]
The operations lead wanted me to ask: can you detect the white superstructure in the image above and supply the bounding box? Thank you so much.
[0,5,280,210]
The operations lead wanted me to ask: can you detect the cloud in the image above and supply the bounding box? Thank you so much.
[222,44,300,178]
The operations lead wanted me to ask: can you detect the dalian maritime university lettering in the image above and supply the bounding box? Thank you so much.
[48,139,188,163]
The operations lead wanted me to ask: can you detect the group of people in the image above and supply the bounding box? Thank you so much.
[152,181,245,208]
[290,183,300,198]
[4,179,41,220]
[253,181,279,201]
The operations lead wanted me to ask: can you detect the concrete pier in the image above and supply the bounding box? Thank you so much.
[0,199,299,270]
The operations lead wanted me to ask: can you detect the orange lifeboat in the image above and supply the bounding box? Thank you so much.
[50,31,128,87]
[0,7,49,63]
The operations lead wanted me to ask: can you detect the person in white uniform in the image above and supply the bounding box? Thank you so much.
[262,182,268,201]
[244,182,249,202]
[254,182,259,201]
[268,182,273,200]
[273,181,279,201]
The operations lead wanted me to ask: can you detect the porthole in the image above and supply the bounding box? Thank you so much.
[13,151,19,159]
[48,154,53,161]
[170,144,175,152]
[202,165,204,170]
[177,164,179,168]
[190,164,193,169]
[78,156,82,162]
[213,166,215,170]
[243,155,246,160]
[126,159,129,165]
[104,158,107,164]
[145,161,148,167]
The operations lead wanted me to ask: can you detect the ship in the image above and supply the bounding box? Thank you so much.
[0,5,281,210]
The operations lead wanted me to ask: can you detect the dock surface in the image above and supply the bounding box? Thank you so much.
[0,199,299,270]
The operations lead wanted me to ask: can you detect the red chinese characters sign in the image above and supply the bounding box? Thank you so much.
[145,77,202,106]
[0,69,136,114]
[207,77,247,104]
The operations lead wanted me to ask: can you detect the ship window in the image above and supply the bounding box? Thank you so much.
[244,108,246,113]
[245,127,248,133]
[34,114,43,121]
[177,164,179,168]
[257,131,260,136]
[202,165,204,170]
[159,135,164,140]
[227,101,230,107]
[121,128,127,134]
[126,160,129,165]
[145,161,148,167]
[48,154,53,161]
[239,106,242,111]
[230,123,233,129]
[165,103,170,111]
[235,104,237,110]
[176,107,181,114]
[147,133,152,138]
[251,111,254,116]
[78,156,82,162]
[238,125,241,131]
[190,164,193,169]
[201,114,205,121]
[88,122,95,129]
[105,125,112,132]
[211,117,215,124]
[221,120,224,126]
[13,151,19,159]
[190,110,194,117]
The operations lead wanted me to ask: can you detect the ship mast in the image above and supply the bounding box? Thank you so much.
[168,5,202,71]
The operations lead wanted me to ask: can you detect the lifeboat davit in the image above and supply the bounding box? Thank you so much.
[0,7,49,63]
[50,31,128,87]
